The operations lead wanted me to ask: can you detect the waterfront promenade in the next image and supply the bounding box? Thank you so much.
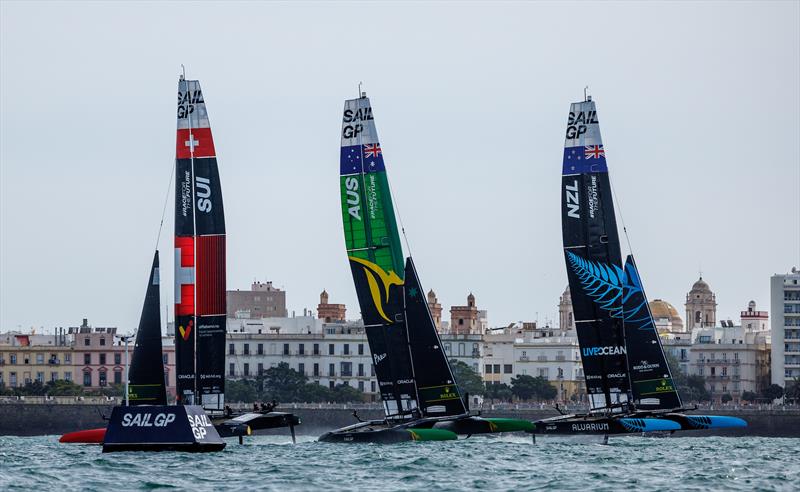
[2,398,798,438]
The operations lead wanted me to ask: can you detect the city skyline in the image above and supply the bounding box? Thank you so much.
[2,2,798,331]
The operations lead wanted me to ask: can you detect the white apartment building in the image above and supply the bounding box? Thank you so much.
[225,316,378,399]
[689,303,771,403]
[771,269,800,387]
[483,324,584,402]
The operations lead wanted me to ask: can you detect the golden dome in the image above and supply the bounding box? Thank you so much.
[649,299,680,321]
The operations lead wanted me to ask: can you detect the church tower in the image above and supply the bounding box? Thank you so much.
[685,277,717,329]
[558,286,575,333]
[317,289,346,323]
[427,289,442,330]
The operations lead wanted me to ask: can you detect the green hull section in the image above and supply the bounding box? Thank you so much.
[406,428,458,441]
[483,418,535,433]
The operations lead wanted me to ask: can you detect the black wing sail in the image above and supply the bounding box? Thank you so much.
[128,251,167,406]
[403,258,467,417]
[561,98,631,411]
[622,255,682,410]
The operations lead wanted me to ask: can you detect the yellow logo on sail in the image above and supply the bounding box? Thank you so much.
[349,256,403,323]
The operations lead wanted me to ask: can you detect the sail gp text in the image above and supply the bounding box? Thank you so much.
[188,413,214,440]
[121,412,176,427]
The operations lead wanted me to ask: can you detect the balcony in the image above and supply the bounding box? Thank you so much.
[519,356,529,361]
[555,356,566,361]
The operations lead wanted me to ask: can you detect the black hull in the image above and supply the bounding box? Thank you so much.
[102,405,226,453]
[532,413,682,435]
[103,442,226,453]
[214,411,301,438]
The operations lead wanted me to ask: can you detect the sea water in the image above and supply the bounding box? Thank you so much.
[0,435,797,491]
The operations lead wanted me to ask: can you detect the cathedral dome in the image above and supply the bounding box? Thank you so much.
[649,299,680,320]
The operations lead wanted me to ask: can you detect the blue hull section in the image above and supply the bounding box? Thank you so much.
[673,414,748,430]
[619,418,681,433]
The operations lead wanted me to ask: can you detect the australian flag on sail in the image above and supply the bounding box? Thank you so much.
[562,145,608,175]
[340,144,386,175]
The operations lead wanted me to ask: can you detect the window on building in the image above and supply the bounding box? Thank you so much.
[100,338,106,346]
[299,344,305,355]
[358,363,364,377]
[343,344,350,355]
[734,352,739,360]
[371,381,376,393]
[458,343,465,356]
[493,364,500,374]
[99,370,107,386]
[99,354,106,365]
[313,363,320,377]
[84,338,90,346]
[444,343,451,355]
[341,362,352,376]
[162,354,168,365]
[358,344,364,355]
[36,353,44,364]
[114,353,121,365]
[538,368,549,379]
[64,372,71,382]
[722,367,727,376]
[329,363,335,376]
[243,363,250,376]
[36,372,44,383]
[283,344,290,355]
[329,381,335,389]
[371,365,375,377]
[257,343,264,355]
[65,353,71,363]
[329,344,335,355]
[83,372,91,386]
[229,343,235,355]
[504,364,512,374]
[699,367,704,376]
[114,371,122,384]
[313,343,320,355]
[358,381,364,392]
[50,372,57,382]
[84,353,91,365]
[298,363,305,375]
[695,311,701,323]
[244,344,250,355]
[485,364,493,374]
[711,367,716,376]
[229,363,235,377]
[258,363,264,376]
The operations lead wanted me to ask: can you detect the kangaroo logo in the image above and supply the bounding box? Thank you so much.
[349,256,403,323]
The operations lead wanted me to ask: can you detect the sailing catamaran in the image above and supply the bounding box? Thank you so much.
[318,92,533,443]
[532,95,746,437]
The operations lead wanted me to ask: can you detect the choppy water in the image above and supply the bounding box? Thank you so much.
[0,434,797,491]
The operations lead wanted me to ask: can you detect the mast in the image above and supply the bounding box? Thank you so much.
[174,76,227,410]
[128,251,168,406]
[560,95,631,412]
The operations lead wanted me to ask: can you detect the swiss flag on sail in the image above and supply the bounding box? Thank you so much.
[176,128,216,159]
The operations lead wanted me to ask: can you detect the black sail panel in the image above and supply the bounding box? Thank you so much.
[128,251,167,406]
[404,258,466,417]
[622,255,682,410]
[561,98,630,411]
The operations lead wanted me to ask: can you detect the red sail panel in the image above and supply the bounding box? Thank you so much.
[176,128,216,159]
[196,235,226,316]
[174,236,195,316]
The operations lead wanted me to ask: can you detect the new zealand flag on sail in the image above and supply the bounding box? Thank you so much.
[340,144,386,175]
[562,145,608,174]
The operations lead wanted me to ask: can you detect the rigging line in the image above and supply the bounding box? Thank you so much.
[608,173,634,257]
[386,173,412,257]
[155,160,176,250]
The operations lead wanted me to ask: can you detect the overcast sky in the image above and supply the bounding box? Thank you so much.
[1,1,798,334]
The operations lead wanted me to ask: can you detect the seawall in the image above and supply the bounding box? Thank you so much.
[1,404,798,437]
